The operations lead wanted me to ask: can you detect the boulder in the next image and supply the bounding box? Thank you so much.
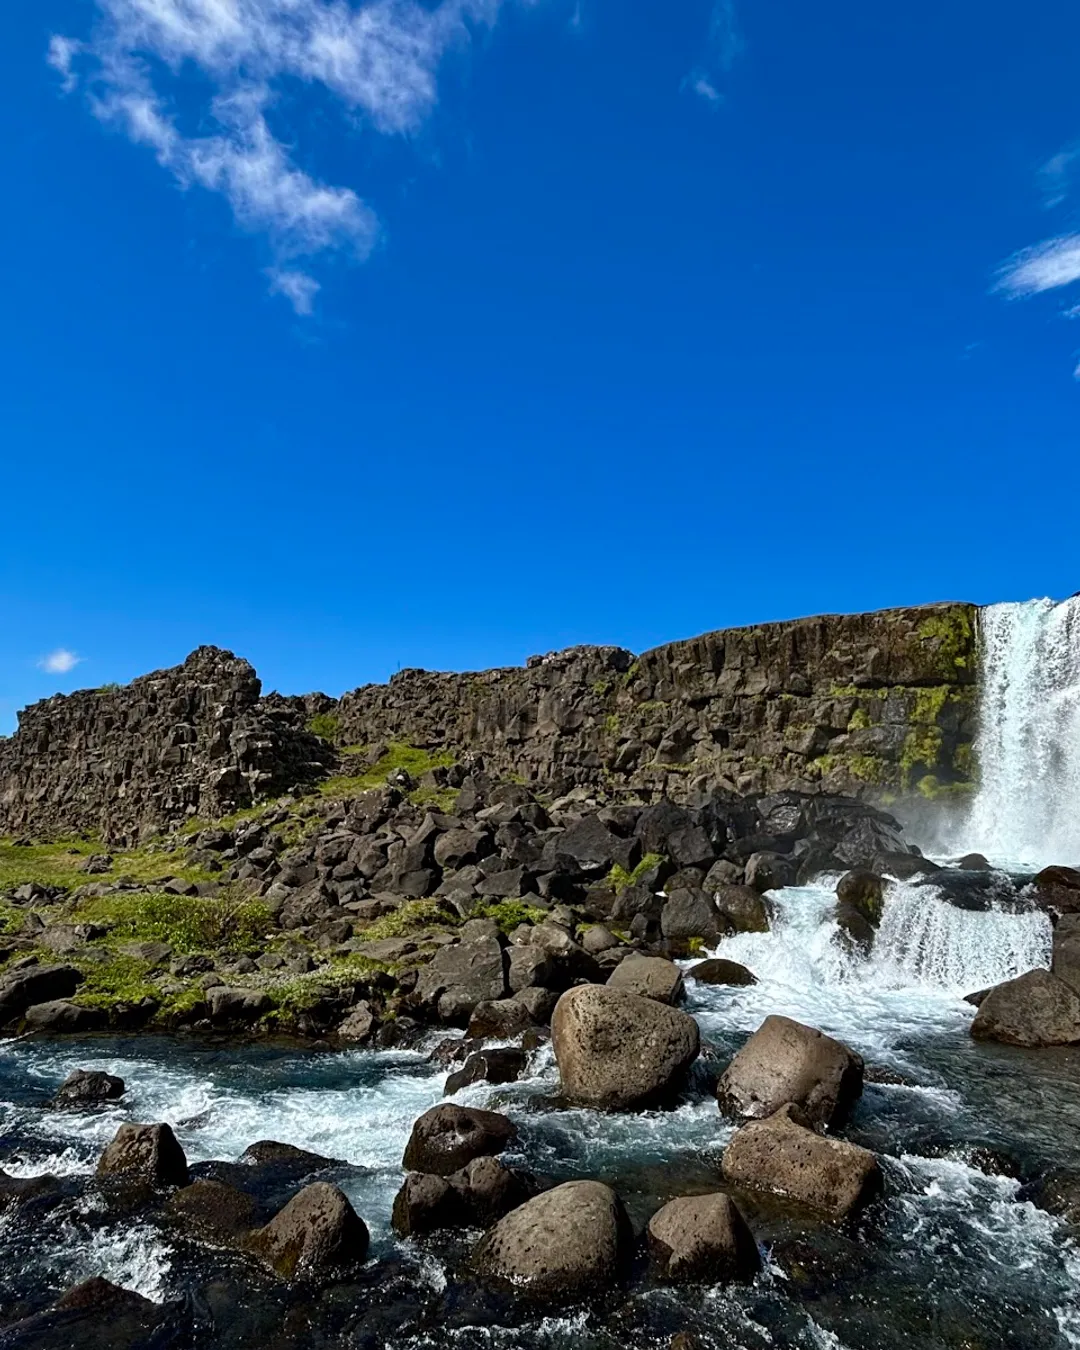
[466,998,533,1039]
[444,1048,527,1096]
[52,1069,125,1108]
[0,964,83,1026]
[335,1001,376,1042]
[166,1178,258,1242]
[513,985,559,1023]
[970,968,1080,1047]
[96,1122,189,1188]
[24,1000,107,1033]
[744,851,795,893]
[722,1103,882,1219]
[391,1171,458,1236]
[661,888,724,943]
[7,1276,169,1348]
[402,1104,517,1175]
[393,1156,532,1237]
[251,1181,369,1281]
[472,1180,630,1298]
[207,987,272,1024]
[713,886,770,934]
[958,852,991,870]
[836,870,885,925]
[551,984,700,1109]
[415,933,508,1024]
[646,1193,761,1282]
[687,958,756,987]
[1034,865,1080,916]
[607,954,685,1005]
[1052,915,1080,996]
[716,1015,864,1128]
[581,924,621,955]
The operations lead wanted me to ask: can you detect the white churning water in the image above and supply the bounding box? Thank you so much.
[961,596,1080,869]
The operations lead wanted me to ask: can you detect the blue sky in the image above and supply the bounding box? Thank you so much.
[2,0,1080,732]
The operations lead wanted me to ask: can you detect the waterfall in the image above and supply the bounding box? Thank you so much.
[962,596,1080,869]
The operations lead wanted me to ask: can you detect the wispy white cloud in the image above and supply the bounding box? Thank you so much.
[686,0,744,106]
[38,648,83,675]
[996,235,1080,297]
[48,0,518,310]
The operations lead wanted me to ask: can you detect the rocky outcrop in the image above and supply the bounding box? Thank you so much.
[335,603,977,801]
[0,647,333,844]
[716,1016,864,1128]
[551,984,700,1109]
[722,1103,882,1218]
[472,1180,631,1298]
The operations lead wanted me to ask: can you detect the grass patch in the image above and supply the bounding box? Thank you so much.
[472,898,549,932]
[318,742,456,804]
[75,886,272,956]
[265,955,392,1018]
[359,899,460,941]
[72,955,160,1011]
[607,853,664,893]
[0,838,216,893]
[307,712,341,742]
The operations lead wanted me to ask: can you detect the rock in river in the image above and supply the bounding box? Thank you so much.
[402,1103,517,1175]
[716,1014,864,1128]
[551,984,700,1110]
[472,1180,631,1298]
[251,1180,370,1281]
[606,954,685,1005]
[647,1193,761,1282]
[970,968,1080,1047]
[51,1068,125,1108]
[722,1103,882,1220]
[96,1122,190,1188]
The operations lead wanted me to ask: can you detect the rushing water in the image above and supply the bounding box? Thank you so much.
[0,877,1076,1349]
[960,595,1080,869]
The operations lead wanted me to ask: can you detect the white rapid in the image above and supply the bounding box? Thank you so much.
[961,596,1080,869]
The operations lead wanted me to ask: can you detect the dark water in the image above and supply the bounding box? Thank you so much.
[0,880,1077,1349]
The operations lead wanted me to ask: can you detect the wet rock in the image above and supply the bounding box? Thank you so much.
[165,1177,258,1242]
[444,1048,527,1096]
[392,1170,459,1236]
[957,852,991,870]
[207,987,272,1024]
[393,1156,533,1236]
[646,1193,761,1282]
[0,1170,67,1214]
[240,1140,341,1172]
[744,851,796,893]
[970,968,1080,1047]
[1031,1168,1080,1226]
[606,954,685,1004]
[687,958,757,987]
[472,1180,631,1298]
[551,984,700,1109]
[836,870,885,925]
[24,1000,107,1033]
[51,1069,125,1108]
[713,886,770,933]
[415,933,508,1025]
[402,1104,517,1175]
[722,1103,882,1219]
[1053,914,1080,996]
[3,1276,170,1349]
[1034,865,1080,916]
[716,1015,864,1128]
[96,1122,190,1188]
[251,1180,370,1281]
[660,889,724,943]
[875,851,941,880]
[0,964,83,1027]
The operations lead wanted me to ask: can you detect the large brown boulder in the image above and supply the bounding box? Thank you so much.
[722,1103,882,1219]
[606,954,685,1005]
[646,1193,761,1282]
[970,968,1080,1047]
[251,1181,369,1281]
[836,870,885,924]
[716,1015,864,1128]
[96,1122,189,1188]
[472,1180,630,1298]
[166,1178,258,1243]
[551,984,700,1110]
[402,1104,517,1175]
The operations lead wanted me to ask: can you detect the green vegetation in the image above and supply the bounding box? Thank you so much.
[96,682,122,694]
[74,886,272,955]
[307,712,341,742]
[592,678,613,697]
[318,742,456,802]
[607,853,664,893]
[603,713,620,736]
[72,954,160,1011]
[359,899,459,941]
[264,954,392,1019]
[847,707,871,731]
[472,898,548,931]
[849,755,884,784]
[918,607,976,672]
[0,838,215,894]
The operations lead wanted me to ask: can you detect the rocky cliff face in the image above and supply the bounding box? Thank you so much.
[0,604,977,843]
[336,603,978,804]
[0,648,333,845]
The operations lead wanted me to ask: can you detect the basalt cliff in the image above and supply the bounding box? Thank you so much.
[0,602,977,844]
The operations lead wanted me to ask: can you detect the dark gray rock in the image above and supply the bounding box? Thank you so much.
[0,964,83,1026]
[402,1104,517,1175]
[96,1122,189,1188]
[687,958,757,986]
[251,1181,369,1281]
[444,1048,527,1096]
[661,888,724,943]
[52,1069,125,1108]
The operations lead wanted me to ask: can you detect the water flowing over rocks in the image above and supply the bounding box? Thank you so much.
[551,984,701,1109]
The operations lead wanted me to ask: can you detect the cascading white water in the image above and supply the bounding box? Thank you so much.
[962,596,1080,868]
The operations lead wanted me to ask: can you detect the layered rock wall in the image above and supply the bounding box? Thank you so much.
[0,648,333,845]
[336,603,978,803]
